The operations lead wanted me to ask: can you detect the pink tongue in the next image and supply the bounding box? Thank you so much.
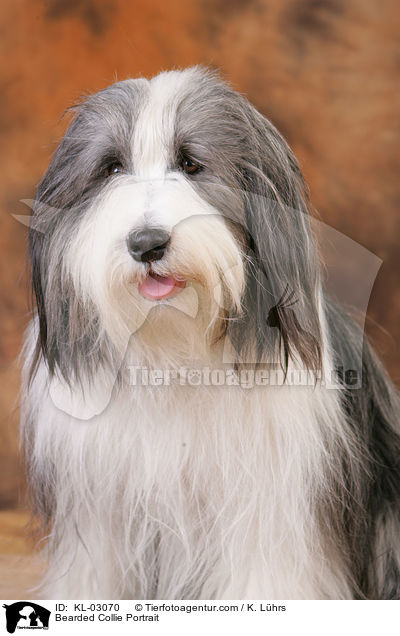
[139,272,185,300]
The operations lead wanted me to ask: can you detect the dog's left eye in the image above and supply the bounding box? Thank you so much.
[180,156,202,175]
[105,162,123,177]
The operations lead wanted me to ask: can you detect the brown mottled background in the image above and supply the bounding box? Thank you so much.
[0,0,399,511]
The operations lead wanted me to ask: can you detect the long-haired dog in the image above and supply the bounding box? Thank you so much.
[22,67,400,599]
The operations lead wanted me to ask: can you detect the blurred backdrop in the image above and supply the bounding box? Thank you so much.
[0,0,399,510]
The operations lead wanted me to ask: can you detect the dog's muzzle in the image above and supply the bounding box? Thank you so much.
[126,227,186,300]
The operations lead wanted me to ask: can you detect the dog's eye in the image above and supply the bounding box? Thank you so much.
[181,156,202,175]
[105,162,123,177]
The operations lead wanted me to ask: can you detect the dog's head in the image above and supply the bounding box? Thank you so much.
[29,67,321,382]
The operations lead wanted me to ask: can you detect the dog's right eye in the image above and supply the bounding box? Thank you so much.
[180,155,202,175]
[104,162,123,177]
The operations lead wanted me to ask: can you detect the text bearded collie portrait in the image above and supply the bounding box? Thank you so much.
[21,67,400,600]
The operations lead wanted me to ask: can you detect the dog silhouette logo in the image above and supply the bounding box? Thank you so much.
[2,602,50,633]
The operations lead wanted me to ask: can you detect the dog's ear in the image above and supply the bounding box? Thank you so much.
[28,102,108,384]
[28,107,85,382]
[229,101,322,372]
[29,220,47,380]
[28,83,138,383]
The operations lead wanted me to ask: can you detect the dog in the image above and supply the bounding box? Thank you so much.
[21,66,400,599]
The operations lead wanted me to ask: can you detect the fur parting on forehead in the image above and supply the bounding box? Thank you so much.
[132,68,208,176]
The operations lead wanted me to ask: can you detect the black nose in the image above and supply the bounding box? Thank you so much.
[126,228,170,263]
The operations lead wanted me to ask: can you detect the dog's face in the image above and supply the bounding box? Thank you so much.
[30,67,322,381]
[63,69,247,355]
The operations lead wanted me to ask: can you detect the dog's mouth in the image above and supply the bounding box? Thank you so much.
[138,270,186,301]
